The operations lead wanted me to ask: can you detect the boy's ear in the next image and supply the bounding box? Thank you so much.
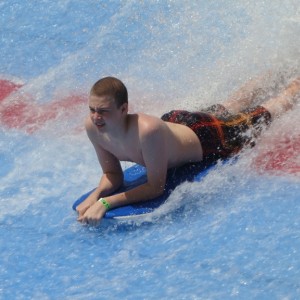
[121,103,128,114]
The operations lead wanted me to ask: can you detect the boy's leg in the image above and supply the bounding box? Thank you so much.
[261,77,300,119]
[221,71,277,114]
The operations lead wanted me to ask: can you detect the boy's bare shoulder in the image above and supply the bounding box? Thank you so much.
[85,115,93,129]
[132,114,171,152]
[135,113,165,136]
[84,116,97,141]
[136,113,164,128]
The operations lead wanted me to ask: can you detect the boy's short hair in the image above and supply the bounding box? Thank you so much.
[90,77,128,108]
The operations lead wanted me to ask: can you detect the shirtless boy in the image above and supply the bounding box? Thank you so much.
[77,75,300,226]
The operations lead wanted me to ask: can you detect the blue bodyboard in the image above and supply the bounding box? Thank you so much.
[73,161,225,219]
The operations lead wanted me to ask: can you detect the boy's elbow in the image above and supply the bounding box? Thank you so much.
[151,184,165,198]
[104,171,124,187]
[158,185,165,195]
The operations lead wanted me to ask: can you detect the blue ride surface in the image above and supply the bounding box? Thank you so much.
[73,160,227,219]
[2,1,300,299]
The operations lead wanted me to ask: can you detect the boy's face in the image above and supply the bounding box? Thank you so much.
[88,94,127,131]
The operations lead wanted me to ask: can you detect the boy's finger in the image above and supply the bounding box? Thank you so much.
[77,215,85,222]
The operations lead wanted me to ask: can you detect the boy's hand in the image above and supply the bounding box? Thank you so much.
[77,201,107,226]
[76,193,98,218]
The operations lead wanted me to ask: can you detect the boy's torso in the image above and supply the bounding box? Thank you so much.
[88,113,204,168]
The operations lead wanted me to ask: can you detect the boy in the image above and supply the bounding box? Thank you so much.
[77,76,300,226]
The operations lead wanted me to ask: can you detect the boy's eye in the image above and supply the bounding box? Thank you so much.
[89,107,111,114]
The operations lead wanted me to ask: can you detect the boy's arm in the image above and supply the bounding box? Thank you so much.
[76,119,124,218]
[78,122,168,226]
[93,144,124,198]
[108,124,168,206]
[76,147,124,217]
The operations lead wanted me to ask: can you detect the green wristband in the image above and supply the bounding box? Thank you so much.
[98,198,110,210]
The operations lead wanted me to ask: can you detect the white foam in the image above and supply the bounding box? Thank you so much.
[1,0,299,221]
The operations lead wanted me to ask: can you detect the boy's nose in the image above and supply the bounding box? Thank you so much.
[94,112,102,119]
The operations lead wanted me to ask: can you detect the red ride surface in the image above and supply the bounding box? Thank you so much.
[0,79,23,101]
[254,133,300,176]
[0,78,86,133]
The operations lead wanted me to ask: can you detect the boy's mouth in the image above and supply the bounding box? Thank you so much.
[95,121,105,128]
